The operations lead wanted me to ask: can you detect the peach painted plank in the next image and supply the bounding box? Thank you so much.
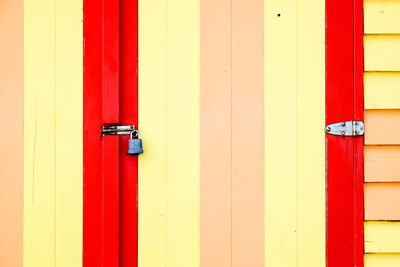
[365,146,400,182]
[0,0,23,266]
[365,110,400,145]
[231,0,265,266]
[200,0,232,266]
[365,183,400,220]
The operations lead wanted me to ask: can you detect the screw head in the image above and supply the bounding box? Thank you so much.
[341,122,346,126]
[360,126,364,130]
[341,131,345,136]
[354,131,359,136]
[326,127,331,132]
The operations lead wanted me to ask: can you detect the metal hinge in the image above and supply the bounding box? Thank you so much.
[325,120,364,136]
[101,124,137,136]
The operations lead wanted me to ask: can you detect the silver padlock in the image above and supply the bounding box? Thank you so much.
[128,130,143,156]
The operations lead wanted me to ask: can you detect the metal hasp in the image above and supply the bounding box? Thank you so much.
[101,124,137,136]
[325,120,364,136]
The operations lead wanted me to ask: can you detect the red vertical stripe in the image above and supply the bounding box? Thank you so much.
[119,0,138,266]
[326,0,364,266]
[84,0,121,266]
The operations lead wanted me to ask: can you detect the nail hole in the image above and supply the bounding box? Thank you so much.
[277,13,281,17]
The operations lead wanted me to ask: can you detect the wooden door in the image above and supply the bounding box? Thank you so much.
[83,0,138,266]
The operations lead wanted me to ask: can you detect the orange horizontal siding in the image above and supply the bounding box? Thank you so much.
[365,146,400,182]
[365,110,400,145]
[365,183,400,220]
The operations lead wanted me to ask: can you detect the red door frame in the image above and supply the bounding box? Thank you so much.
[83,0,138,266]
[326,0,364,266]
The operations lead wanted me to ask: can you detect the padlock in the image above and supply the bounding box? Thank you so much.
[128,130,143,156]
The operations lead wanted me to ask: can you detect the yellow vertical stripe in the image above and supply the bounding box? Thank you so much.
[24,0,56,265]
[24,0,83,266]
[55,0,83,266]
[166,0,200,265]
[138,0,167,265]
[265,0,325,266]
[138,0,200,266]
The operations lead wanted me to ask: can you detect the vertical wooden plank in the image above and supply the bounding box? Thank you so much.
[55,0,83,266]
[166,0,200,266]
[265,0,298,266]
[102,1,119,266]
[0,0,23,266]
[200,0,232,266]
[297,0,326,265]
[23,0,56,265]
[119,0,138,266]
[83,0,103,265]
[138,0,167,265]
[231,0,264,266]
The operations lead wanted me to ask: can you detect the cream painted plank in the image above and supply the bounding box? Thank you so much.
[365,72,400,109]
[364,183,400,220]
[365,221,400,253]
[138,0,167,265]
[365,254,400,267]
[265,0,298,266]
[364,0,400,34]
[166,0,200,266]
[365,110,400,145]
[364,35,400,71]
[297,0,326,266]
[23,0,56,265]
[55,0,83,266]
[365,146,400,182]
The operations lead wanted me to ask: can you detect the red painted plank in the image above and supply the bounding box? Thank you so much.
[354,0,365,266]
[119,0,138,266]
[84,0,121,266]
[326,0,364,266]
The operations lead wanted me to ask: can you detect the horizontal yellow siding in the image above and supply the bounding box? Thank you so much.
[364,0,400,34]
[364,35,400,71]
[365,221,400,253]
[365,254,400,267]
[365,72,400,109]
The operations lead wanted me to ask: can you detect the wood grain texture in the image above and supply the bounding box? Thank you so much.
[365,221,400,253]
[364,0,400,34]
[364,35,400,71]
[365,72,400,110]
[365,146,400,182]
[138,0,200,266]
[24,0,83,266]
[0,0,23,266]
[365,110,400,145]
[365,254,400,267]
[265,0,325,266]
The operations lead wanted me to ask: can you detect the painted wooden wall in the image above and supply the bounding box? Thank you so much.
[23,0,83,266]
[265,0,325,266]
[364,0,400,265]
[0,0,23,266]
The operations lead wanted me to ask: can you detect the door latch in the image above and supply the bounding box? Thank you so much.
[325,120,364,136]
[101,124,143,156]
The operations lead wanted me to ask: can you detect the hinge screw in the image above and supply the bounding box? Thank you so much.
[326,127,331,132]
[341,131,345,136]
[354,131,359,136]
[341,122,346,126]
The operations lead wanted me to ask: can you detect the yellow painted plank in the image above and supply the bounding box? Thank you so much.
[365,254,400,267]
[365,221,400,253]
[23,0,56,265]
[265,0,325,266]
[138,0,167,265]
[365,72,400,109]
[166,0,200,265]
[364,0,400,34]
[296,0,326,266]
[364,35,400,71]
[55,0,83,266]
[265,1,298,266]
[138,0,199,266]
